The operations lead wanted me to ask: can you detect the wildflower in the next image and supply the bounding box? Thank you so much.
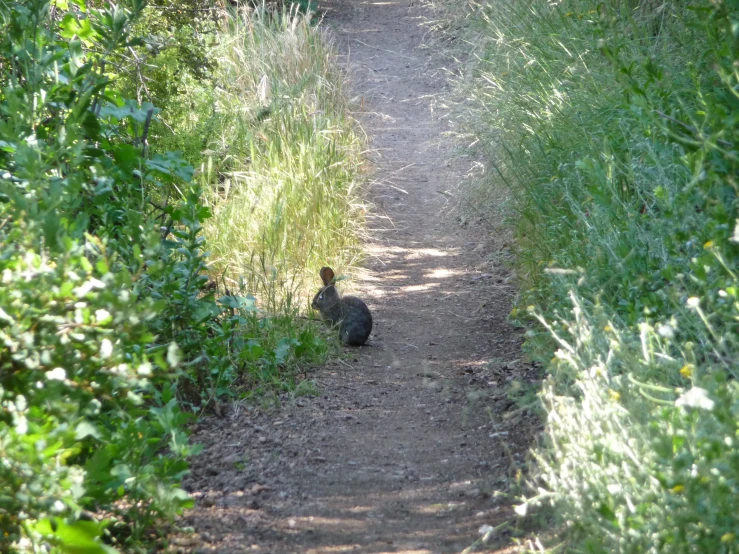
[686,297,700,309]
[50,500,66,513]
[45,367,66,381]
[730,220,739,243]
[100,339,113,359]
[676,387,714,411]
[95,309,112,323]
[137,361,152,376]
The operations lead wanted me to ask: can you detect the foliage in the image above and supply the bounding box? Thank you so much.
[0,1,204,551]
[0,0,360,550]
[118,0,220,107]
[527,298,739,553]
[429,0,739,551]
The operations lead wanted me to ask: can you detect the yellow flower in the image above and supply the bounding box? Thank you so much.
[680,364,693,378]
[604,325,612,332]
[609,389,621,401]
[722,533,735,543]
[704,240,714,249]
[670,485,684,493]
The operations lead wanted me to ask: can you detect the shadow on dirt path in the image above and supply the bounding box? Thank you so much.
[174,2,542,553]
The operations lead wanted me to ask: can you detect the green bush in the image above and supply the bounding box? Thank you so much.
[1,0,356,550]
[430,0,739,551]
[0,233,195,551]
[524,298,739,553]
[0,1,205,550]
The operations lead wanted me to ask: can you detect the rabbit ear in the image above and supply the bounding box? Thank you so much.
[319,266,335,286]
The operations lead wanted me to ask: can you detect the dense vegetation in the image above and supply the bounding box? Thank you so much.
[429,0,739,551]
[0,1,362,552]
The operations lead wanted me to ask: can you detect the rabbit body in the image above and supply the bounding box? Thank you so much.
[312,267,372,346]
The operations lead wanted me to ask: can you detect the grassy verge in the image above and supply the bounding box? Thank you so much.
[429,0,739,551]
[156,6,366,312]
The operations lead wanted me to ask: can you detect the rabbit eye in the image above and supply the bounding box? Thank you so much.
[318,293,323,300]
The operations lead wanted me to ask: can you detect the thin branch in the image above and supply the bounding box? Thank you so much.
[653,110,734,149]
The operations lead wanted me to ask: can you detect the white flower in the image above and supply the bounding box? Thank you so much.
[14,415,28,434]
[95,309,112,324]
[73,281,94,297]
[111,364,129,375]
[45,367,66,381]
[99,339,113,359]
[479,524,495,540]
[657,324,675,339]
[686,297,701,309]
[51,500,66,513]
[167,342,181,368]
[676,387,715,411]
[730,220,739,243]
[137,361,152,376]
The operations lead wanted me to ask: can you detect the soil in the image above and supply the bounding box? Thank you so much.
[171,2,542,552]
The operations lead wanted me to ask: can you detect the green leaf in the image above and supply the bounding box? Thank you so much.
[75,420,101,440]
[99,100,160,122]
[194,301,221,322]
[217,295,257,311]
[34,518,119,554]
[274,338,298,364]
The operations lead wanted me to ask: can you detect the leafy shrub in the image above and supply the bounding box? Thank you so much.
[119,0,220,108]
[1,0,354,550]
[0,232,195,552]
[430,0,739,550]
[529,297,739,553]
[0,1,203,550]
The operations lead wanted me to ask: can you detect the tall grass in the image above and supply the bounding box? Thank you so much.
[429,0,739,551]
[158,6,366,311]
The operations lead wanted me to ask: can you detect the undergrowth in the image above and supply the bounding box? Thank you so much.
[429,0,739,551]
[0,1,360,552]
[155,6,366,309]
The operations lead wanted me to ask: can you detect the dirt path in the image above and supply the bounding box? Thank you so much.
[175,2,540,553]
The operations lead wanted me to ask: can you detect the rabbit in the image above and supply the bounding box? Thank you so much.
[311,266,373,346]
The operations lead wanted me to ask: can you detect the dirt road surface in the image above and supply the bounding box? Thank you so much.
[174,2,540,552]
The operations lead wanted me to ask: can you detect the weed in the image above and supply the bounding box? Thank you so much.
[155,6,367,309]
[431,0,739,550]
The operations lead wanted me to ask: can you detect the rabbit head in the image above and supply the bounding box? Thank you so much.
[311,266,341,315]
